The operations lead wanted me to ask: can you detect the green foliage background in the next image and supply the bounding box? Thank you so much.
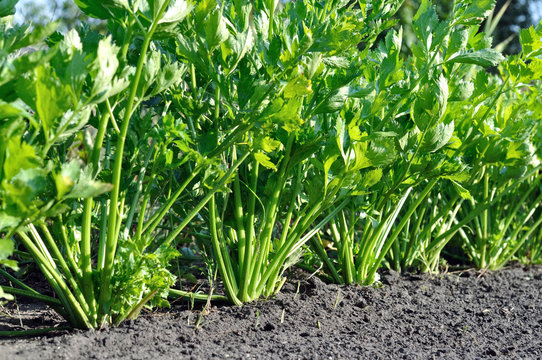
[13,0,542,53]
[398,0,541,53]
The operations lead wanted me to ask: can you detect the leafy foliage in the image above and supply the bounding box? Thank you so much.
[307,1,542,284]
[1,0,541,319]
[0,0,193,324]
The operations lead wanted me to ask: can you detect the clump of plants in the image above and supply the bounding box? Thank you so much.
[0,0,541,333]
[0,0,206,328]
[305,0,542,284]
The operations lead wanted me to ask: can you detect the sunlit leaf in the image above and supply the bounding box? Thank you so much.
[446,49,504,68]
[254,152,277,170]
[519,26,542,58]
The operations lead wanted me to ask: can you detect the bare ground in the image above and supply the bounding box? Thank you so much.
[1,265,541,359]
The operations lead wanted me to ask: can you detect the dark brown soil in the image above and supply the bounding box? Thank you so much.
[1,266,541,360]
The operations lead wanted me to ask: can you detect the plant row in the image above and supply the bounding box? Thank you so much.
[0,0,541,330]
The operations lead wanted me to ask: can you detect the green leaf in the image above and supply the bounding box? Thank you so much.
[348,142,371,171]
[16,65,72,140]
[91,37,120,101]
[2,168,48,211]
[457,0,495,25]
[269,98,303,132]
[159,0,193,25]
[0,0,17,18]
[446,28,468,60]
[54,161,80,199]
[348,122,362,141]
[150,61,186,96]
[411,77,448,130]
[519,26,542,58]
[322,56,350,69]
[176,34,209,72]
[312,86,349,115]
[65,166,113,199]
[323,149,339,193]
[195,0,216,25]
[449,80,474,101]
[412,0,438,46]
[305,174,325,206]
[422,121,454,153]
[0,117,24,180]
[204,9,229,52]
[0,286,14,300]
[73,0,114,19]
[0,100,28,118]
[435,74,448,121]
[527,59,542,80]
[2,138,41,180]
[335,116,346,160]
[221,27,254,74]
[282,76,312,98]
[472,70,489,98]
[254,152,277,170]
[379,29,404,88]
[267,35,282,65]
[398,129,420,152]
[0,236,14,262]
[506,141,532,161]
[255,136,281,153]
[104,66,134,100]
[366,140,396,168]
[361,168,383,188]
[450,180,471,200]
[7,22,59,52]
[442,170,470,182]
[138,50,161,97]
[0,213,19,232]
[59,29,88,91]
[446,49,504,68]
[0,49,55,87]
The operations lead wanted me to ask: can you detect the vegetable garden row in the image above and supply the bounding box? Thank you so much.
[1,0,541,331]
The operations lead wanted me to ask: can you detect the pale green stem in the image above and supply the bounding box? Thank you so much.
[157,151,250,250]
[99,0,172,324]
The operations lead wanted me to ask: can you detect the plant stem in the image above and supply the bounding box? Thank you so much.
[480,169,489,267]
[0,286,61,307]
[339,211,355,284]
[249,135,295,297]
[168,288,228,302]
[209,194,242,305]
[268,0,276,39]
[158,151,250,249]
[365,179,437,284]
[239,160,259,301]
[257,197,350,296]
[80,107,110,318]
[38,224,92,319]
[18,230,91,328]
[232,149,247,278]
[99,0,171,324]
[310,233,343,284]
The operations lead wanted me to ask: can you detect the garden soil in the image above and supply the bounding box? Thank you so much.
[1,265,541,359]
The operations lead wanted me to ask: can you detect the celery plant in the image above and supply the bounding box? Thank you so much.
[447,31,542,270]
[0,0,229,328]
[170,0,403,303]
[308,0,524,285]
[388,20,542,273]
